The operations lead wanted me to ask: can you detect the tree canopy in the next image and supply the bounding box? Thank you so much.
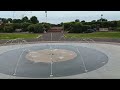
[30,16,39,24]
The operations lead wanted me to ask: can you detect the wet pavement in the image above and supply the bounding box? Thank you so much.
[0,44,108,78]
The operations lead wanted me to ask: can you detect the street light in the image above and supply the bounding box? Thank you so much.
[45,11,47,23]
[101,14,103,22]
[13,11,15,19]
[101,14,103,28]
[44,11,47,33]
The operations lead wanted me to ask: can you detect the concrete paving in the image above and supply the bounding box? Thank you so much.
[0,42,120,79]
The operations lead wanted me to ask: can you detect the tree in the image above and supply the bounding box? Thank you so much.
[64,21,91,33]
[12,19,22,23]
[60,22,64,26]
[82,25,91,32]
[1,18,7,23]
[3,24,14,33]
[91,24,96,29]
[117,21,120,27]
[0,24,4,32]
[64,22,72,31]
[27,24,34,33]
[66,22,83,33]
[12,23,22,29]
[7,18,12,23]
[115,27,120,31]
[34,24,44,33]
[22,16,29,23]
[75,19,80,22]
[72,22,83,33]
[102,18,108,22]
[30,16,39,24]
[21,22,31,32]
[27,24,44,33]
[81,20,85,23]
[97,18,108,22]
[91,20,96,22]
[42,23,51,32]
[112,21,117,27]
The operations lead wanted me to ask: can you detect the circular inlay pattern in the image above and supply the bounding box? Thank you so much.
[0,44,108,78]
[26,49,77,63]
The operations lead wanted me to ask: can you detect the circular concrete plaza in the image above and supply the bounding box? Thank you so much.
[0,42,120,79]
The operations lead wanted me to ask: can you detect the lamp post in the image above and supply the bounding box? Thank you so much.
[101,14,103,22]
[101,14,103,28]
[13,11,15,19]
[44,11,47,33]
[45,11,47,23]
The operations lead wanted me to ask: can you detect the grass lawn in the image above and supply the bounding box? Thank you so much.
[65,32,120,39]
[0,33,40,40]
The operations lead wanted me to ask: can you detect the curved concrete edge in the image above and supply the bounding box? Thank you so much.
[0,42,120,79]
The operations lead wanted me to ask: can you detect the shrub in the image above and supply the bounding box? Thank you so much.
[71,22,83,33]
[12,23,22,30]
[68,22,83,33]
[27,24,44,33]
[42,23,51,32]
[4,25,14,33]
[114,27,120,31]
[82,25,91,32]
[64,23,71,31]
[64,22,91,33]
[0,24,4,32]
[21,22,31,32]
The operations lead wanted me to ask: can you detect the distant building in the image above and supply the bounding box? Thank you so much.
[48,27,64,32]
[99,28,109,32]
[15,29,22,32]
[8,21,11,24]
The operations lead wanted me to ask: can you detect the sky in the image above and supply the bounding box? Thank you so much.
[0,11,120,24]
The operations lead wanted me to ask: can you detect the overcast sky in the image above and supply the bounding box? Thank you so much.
[0,11,120,24]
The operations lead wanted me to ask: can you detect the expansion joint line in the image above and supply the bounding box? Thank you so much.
[48,43,53,77]
[75,45,88,73]
[13,49,26,76]
[51,33,52,41]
